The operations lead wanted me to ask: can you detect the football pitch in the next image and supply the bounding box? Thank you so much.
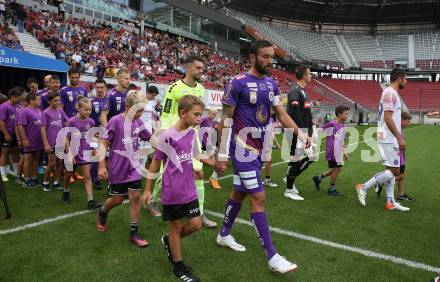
[0,125,439,281]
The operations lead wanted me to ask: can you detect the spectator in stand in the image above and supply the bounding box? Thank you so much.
[15,3,26,33]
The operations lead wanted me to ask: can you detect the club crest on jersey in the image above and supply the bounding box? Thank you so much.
[250,92,257,104]
[259,82,267,90]
[256,105,267,124]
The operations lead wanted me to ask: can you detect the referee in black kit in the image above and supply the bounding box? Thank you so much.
[284,66,314,201]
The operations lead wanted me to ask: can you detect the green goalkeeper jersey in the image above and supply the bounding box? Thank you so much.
[160,80,205,129]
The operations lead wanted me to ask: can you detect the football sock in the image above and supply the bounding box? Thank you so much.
[99,206,107,223]
[220,198,242,237]
[12,163,19,174]
[53,181,59,185]
[363,170,394,191]
[87,193,93,201]
[130,222,138,236]
[211,171,218,180]
[0,166,6,176]
[385,178,396,204]
[251,212,277,260]
[43,181,49,185]
[329,183,336,191]
[195,179,204,215]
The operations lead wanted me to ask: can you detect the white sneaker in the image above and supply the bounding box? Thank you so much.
[385,202,410,212]
[264,179,278,188]
[216,234,246,252]
[268,253,298,274]
[6,167,16,176]
[1,174,8,182]
[356,184,366,206]
[202,215,217,228]
[284,189,304,201]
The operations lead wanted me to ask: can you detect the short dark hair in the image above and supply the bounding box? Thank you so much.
[26,77,38,85]
[0,94,8,104]
[147,85,159,94]
[68,68,81,76]
[95,78,106,85]
[295,65,310,80]
[128,83,138,90]
[8,86,25,98]
[249,40,273,56]
[401,112,412,120]
[50,74,60,81]
[25,93,38,103]
[47,91,60,101]
[390,68,406,82]
[335,105,350,117]
[185,54,204,65]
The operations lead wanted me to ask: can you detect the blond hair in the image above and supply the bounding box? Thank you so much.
[125,90,145,108]
[77,95,91,109]
[178,95,205,116]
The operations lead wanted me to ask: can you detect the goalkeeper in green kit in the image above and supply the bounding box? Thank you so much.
[148,55,217,228]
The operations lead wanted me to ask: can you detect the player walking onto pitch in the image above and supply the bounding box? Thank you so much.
[149,55,217,228]
[355,68,410,212]
[215,40,310,274]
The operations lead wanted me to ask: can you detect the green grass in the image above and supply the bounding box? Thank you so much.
[0,125,439,281]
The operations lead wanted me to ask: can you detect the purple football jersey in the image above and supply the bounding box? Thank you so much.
[199,116,215,147]
[90,95,109,126]
[67,116,95,164]
[16,106,43,152]
[41,107,68,148]
[60,86,88,117]
[322,120,346,163]
[0,101,19,135]
[37,88,49,110]
[154,127,198,205]
[107,88,127,119]
[105,114,151,184]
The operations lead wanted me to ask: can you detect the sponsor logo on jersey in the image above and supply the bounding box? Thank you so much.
[246,82,258,88]
[304,101,312,108]
[268,91,274,101]
[267,82,274,90]
[50,120,62,127]
[250,92,257,104]
[163,98,172,113]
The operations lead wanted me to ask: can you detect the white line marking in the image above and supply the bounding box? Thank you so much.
[205,210,440,274]
[0,126,434,274]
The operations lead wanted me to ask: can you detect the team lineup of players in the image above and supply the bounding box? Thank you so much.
[0,40,414,281]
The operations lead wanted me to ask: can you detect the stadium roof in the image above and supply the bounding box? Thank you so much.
[214,0,440,25]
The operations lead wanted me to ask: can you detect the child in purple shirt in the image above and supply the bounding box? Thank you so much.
[142,95,214,282]
[0,86,23,182]
[313,105,350,196]
[96,90,152,248]
[40,92,68,192]
[63,97,101,209]
[16,93,43,189]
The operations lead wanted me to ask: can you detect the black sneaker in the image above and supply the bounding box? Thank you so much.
[375,184,383,198]
[62,192,71,203]
[396,194,414,201]
[328,189,344,196]
[42,183,52,192]
[161,234,174,263]
[24,180,40,189]
[94,181,103,190]
[312,176,321,190]
[173,263,200,282]
[53,183,63,191]
[31,179,41,187]
[87,200,103,209]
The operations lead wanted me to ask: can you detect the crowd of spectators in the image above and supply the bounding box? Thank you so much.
[1,2,246,89]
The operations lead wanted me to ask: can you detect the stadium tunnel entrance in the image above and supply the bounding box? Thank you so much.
[0,46,69,95]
